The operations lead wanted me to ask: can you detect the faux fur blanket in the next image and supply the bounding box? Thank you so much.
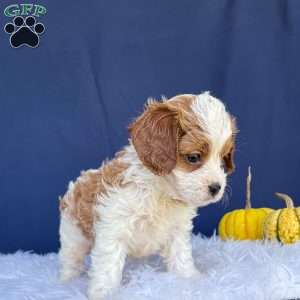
[1,236,300,300]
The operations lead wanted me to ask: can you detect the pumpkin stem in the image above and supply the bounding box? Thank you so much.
[245,166,252,209]
[275,192,294,208]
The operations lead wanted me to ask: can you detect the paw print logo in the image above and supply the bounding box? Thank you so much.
[4,16,45,48]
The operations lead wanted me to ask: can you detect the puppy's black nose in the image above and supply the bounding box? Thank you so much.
[209,183,221,196]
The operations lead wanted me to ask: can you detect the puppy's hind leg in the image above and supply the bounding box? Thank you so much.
[59,212,91,281]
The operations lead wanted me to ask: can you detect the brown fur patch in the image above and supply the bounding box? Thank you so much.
[129,101,179,175]
[176,129,212,172]
[220,123,236,175]
[60,156,128,240]
[166,94,198,131]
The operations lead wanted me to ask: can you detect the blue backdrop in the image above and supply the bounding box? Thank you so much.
[1,0,300,253]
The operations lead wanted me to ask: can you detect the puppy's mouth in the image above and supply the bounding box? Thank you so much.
[192,193,224,207]
[172,193,223,208]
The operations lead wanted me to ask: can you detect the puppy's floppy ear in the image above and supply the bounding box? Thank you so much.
[129,100,179,175]
[224,117,237,175]
[223,145,235,175]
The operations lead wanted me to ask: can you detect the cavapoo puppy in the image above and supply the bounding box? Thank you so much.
[59,92,237,300]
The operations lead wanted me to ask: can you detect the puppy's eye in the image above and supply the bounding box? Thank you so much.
[185,153,201,164]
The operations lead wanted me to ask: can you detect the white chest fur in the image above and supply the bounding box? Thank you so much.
[96,184,196,258]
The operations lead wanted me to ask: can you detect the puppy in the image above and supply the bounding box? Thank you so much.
[58,92,237,300]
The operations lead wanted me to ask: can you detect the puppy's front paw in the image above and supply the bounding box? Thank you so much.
[88,289,102,300]
[177,266,203,279]
[187,268,202,279]
[59,267,81,282]
[88,285,111,300]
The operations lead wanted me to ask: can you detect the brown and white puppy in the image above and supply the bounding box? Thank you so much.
[59,92,237,300]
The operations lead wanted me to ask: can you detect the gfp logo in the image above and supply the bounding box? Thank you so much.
[3,4,47,48]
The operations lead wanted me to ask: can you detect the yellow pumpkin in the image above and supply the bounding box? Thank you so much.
[219,167,273,240]
[263,193,300,244]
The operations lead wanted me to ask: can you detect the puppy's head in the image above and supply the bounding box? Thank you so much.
[129,92,237,207]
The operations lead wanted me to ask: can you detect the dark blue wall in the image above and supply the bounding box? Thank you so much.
[1,0,300,253]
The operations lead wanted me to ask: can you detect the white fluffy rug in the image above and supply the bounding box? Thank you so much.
[1,236,300,300]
